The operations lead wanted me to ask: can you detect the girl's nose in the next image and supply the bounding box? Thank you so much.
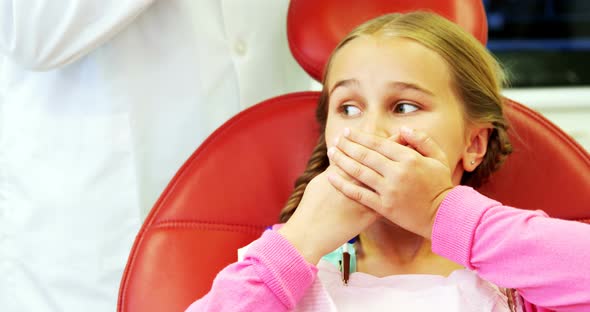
[358,112,392,138]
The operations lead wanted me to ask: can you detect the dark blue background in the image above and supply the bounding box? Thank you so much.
[483,0,590,86]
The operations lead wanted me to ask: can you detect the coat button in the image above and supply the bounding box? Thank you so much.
[234,39,247,56]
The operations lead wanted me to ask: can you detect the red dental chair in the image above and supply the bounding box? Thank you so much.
[118,1,590,311]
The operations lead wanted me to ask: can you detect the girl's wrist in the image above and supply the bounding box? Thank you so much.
[278,224,323,265]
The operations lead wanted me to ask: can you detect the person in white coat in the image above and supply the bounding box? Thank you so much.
[0,1,315,311]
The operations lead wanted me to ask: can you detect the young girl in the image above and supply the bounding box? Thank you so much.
[186,12,590,312]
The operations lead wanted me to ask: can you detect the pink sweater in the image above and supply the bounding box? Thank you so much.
[186,186,590,311]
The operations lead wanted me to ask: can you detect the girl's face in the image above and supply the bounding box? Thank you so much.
[325,36,487,184]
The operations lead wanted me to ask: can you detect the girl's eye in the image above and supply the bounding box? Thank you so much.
[393,102,419,114]
[340,104,362,117]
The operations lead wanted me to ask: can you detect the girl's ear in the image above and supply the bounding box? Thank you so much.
[462,127,490,172]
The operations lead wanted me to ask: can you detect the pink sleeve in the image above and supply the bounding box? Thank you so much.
[431,186,590,312]
[185,229,318,311]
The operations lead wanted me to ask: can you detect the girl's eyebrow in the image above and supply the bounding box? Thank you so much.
[387,81,435,97]
[329,78,360,96]
[329,79,435,98]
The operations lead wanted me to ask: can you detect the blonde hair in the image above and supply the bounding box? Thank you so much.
[280,11,512,220]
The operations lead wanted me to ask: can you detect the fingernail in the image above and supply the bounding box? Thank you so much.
[343,128,351,137]
[327,147,335,157]
[333,136,340,146]
[327,173,338,182]
[400,126,413,136]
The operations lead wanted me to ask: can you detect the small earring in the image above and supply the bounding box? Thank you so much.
[470,160,476,165]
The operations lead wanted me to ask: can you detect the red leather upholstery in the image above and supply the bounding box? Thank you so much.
[118,1,590,311]
[288,0,488,81]
[133,93,319,227]
[118,93,320,312]
[480,99,590,222]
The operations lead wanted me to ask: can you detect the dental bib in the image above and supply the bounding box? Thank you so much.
[294,259,511,312]
[238,244,513,312]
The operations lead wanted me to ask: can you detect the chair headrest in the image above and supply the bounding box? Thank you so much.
[287,0,488,81]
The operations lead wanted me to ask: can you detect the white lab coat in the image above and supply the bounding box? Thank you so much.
[0,0,315,311]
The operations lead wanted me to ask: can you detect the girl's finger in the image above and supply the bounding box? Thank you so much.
[335,134,392,177]
[400,127,448,164]
[328,146,383,191]
[327,171,381,212]
[343,128,420,162]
